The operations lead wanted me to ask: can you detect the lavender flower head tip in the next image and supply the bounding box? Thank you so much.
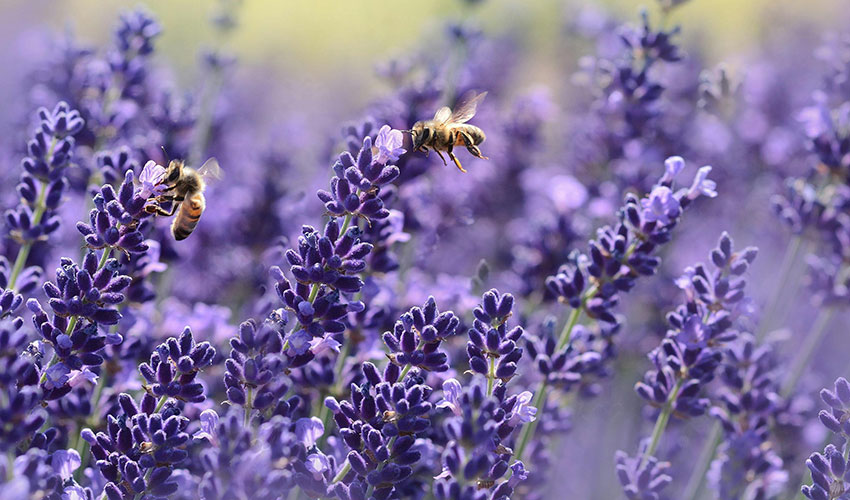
[508,461,529,488]
[295,416,325,448]
[193,409,219,444]
[661,156,685,183]
[641,186,680,225]
[686,166,718,200]
[139,160,167,198]
[305,453,329,480]
[436,378,463,416]
[509,391,537,425]
[373,124,406,165]
[51,449,81,480]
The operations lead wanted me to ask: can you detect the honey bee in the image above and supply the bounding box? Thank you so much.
[139,441,155,453]
[146,158,222,240]
[407,90,489,173]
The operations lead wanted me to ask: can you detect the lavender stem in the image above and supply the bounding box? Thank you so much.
[780,307,835,398]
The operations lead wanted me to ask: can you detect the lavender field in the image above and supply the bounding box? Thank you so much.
[2,0,850,499]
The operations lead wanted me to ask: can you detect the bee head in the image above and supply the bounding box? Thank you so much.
[164,160,184,183]
[409,122,430,151]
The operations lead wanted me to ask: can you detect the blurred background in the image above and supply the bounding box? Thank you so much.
[2,1,849,498]
[1,0,846,140]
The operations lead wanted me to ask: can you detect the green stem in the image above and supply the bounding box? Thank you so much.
[756,235,803,341]
[332,459,351,483]
[154,394,168,413]
[514,305,584,461]
[307,283,320,302]
[398,364,412,381]
[486,356,496,396]
[682,422,722,500]
[339,213,354,236]
[244,386,254,426]
[780,308,834,399]
[641,379,684,467]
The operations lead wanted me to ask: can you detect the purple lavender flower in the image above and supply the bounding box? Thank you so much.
[138,161,166,198]
[317,136,399,222]
[382,296,459,373]
[295,417,324,448]
[138,327,215,402]
[4,102,84,289]
[76,170,155,255]
[615,441,672,500]
[467,289,524,392]
[436,378,463,416]
[372,125,407,165]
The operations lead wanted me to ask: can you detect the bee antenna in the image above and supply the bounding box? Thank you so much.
[160,146,170,163]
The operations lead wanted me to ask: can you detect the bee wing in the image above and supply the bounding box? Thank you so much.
[197,157,223,186]
[448,90,487,124]
[433,106,452,124]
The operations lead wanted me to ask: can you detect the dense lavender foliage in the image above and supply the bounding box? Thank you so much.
[1,1,849,499]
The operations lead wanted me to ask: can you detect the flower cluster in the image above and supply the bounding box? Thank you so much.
[138,327,215,403]
[225,314,299,418]
[84,392,188,500]
[617,232,758,499]
[77,167,161,256]
[546,157,717,327]
[325,361,431,499]
[317,133,401,222]
[801,377,850,500]
[707,335,787,498]
[4,102,84,276]
[3,3,849,500]
[382,296,460,372]
[467,289,524,391]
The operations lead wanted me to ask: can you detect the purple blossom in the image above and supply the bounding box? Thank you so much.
[660,155,685,183]
[285,329,312,356]
[436,378,463,416]
[193,409,220,446]
[508,390,537,425]
[67,367,98,388]
[309,333,341,356]
[305,453,330,480]
[295,417,324,448]
[686,166,718,200]
[139,160,166,198]
[51,449,81,480]
[640,186,681,225]
[372,124,406,165]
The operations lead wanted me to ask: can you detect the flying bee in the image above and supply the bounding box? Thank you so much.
[406,90,489,173]
[146,158,222,240]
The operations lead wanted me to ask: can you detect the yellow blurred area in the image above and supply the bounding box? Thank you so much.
[1,0,843,125]
[16,0,842,72]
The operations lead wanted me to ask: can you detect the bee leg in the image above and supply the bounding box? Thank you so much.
[461,132,488,160]
[434,150,449,166]
[145,196,184,216]
[448,152,467,173]
[146,205,178,216]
